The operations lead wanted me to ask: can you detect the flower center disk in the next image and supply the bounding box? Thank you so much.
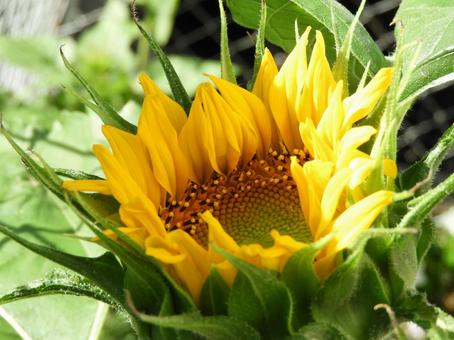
[160,149,312,248]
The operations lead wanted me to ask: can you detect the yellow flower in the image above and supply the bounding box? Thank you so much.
[63,28,394,302]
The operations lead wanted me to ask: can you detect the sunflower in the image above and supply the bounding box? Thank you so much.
[63,28,395,302]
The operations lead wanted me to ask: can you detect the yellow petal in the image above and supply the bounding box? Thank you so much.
[192,83,257,175]
[93,144,142,204]
[102,125,162,206]
[204,211,240,265]
[318,168,351,239]
[291,158,334,236]
[342,67,393,131]
[314,252,339,279]
[383,159,397,178]
[331,190,394,251]
[299,119,334,162]
[269,28,311,151]
[145,235,186,264]
[119,197,166,237]
[63,179,111,195]
[252,48,278,111]
[348,157,374,189]
[138,94,191,199]
[208,74,271,158]
[168,230,210,278]
[316,81,344,145]
[179,92,213,183]
[139,72,187,133]
[103,227,148,248]
[336,126,376,169]
[252,48,280,149]
[298,31,336,125]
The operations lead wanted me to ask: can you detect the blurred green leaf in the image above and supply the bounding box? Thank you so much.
[0,36,67,86]
[395,0,454,103]
[136,0,180,45]
[77,0,136,72]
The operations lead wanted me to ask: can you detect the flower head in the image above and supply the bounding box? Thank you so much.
[64,28,394,301]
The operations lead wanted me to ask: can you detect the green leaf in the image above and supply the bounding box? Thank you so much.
[399,123,454,192]
[218,0,236,83]
[136,312,260,340]
[60,50,137,134]
[282,236,330,328]
[226,0,388,87]
[0,269,116,307]
[398,172,454,229]
[199,268,230,316]
[132,6,192,113]
[395,0,454,103]
[214,246,293,339]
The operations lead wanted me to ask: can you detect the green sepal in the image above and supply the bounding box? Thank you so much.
[312,249,391,339]
[54,168,103,180]
[416,218,435,263]
[0,269,117,308]
[218,0,236,84]
[135,311,261,340]
[399,123,454,192]
[150,292,179,340]
[389,234,418,297]
[397,172,454,229]
[199,267,230,316]
[59,49,137,134]
[332,0,366,96]
[132,5,192,113]
[282,235,331,328]
[289,323,346,340]
[248,0,266,90]
[213,245,294,339]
